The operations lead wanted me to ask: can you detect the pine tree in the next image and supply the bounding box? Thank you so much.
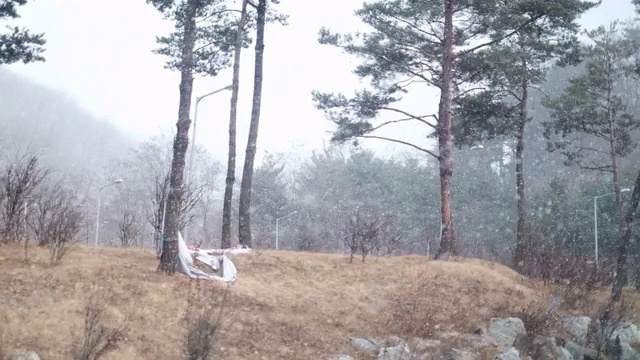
[0,0,45,64]
[312,0,598,260]
[452,0,596,271]
[543,22,640,295]
[148,0,240,273]
[221,0,250,249]
[237,0,287,247]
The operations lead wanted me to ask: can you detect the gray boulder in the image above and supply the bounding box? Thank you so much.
[459,333,498,349]
[489,317,527,348]
[563,340,602,360]
[516,335,572,360]
[495,347,520,360]
[377,341,413,360]
[411,338,442,352]
[589,320,640,360]
[327,356,354,360]
[560,317,591,345]
[377,336,416,360]
[432,348,477,360]
[611,323,640,345]
[349,336,379,353]
[3,351,40,360]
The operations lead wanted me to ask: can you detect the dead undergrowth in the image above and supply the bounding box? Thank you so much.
[0,244,639,359]
[73,291,129,360]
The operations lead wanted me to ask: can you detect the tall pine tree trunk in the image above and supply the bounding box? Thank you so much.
[513,66,529,272]
[498,142,505,183]
[604,79,632,300]
[612,170,640,301]
[434,0,455,260]
[221,0,249,249]
[238,0,266,247]
[158,0,198,274]
[610,151,626,299]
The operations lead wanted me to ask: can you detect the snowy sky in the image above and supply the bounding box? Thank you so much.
[6,0,637,165]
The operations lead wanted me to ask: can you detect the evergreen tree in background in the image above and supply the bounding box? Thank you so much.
[452,0,596,271]
[224,0,286,248]
[543,22,640,297]
[148,0,198,274]
[312,0,601,260]
[237,0,267,248]
[237,0,287,247]
[148,0,236,273]
[153,0,242,76]
[221,0,250,249]
[0,0,45,64]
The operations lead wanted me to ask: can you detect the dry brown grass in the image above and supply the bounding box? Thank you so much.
[0,244,639,360]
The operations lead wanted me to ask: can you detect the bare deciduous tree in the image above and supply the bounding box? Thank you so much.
[105,133,220,254]
[117,208,142,247]
[344,211,385,263]
[194,191,218,249]
[73,294,129,360]
[0,153,50,243]
[148,172,206,256]
[183,280,228,360]
[28,181,84,264]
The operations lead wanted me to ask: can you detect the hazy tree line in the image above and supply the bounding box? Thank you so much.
[248,135,640,262]
[3,0,640,302]
[0,67,228,254]
[306,0,640,302]
[4,54,635,271]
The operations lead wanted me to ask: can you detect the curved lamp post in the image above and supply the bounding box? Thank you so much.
[184,84,233,243]
[275,211,297,250]
[593,188,631,268]
[94,178,124,247]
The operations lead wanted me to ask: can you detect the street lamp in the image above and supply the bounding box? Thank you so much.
[593,188,631,268]
[433,145,485,255]
[184,84,233,242]
[275,211,297,250]
[94,178,124,247]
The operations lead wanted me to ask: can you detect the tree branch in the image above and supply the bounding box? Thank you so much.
[355,47,432,83]
[369,116,435,132]
[453,87,487,100]
[579,164,613,172]
[455,15,544,58]
[194,42,223,54]
[360,135,439,159]
[196,9,242,24]
[385,14,440,44]
[379,107,438,128]
[576,146,610,155]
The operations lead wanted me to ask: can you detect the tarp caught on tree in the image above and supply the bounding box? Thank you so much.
[176,231,250,282]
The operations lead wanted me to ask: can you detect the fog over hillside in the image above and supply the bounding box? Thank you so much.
[0,68,133,184]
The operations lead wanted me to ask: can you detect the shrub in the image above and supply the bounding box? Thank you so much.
[183,280,229,360]
[28,183,84,265]
[511,303,559,336]
[73,295,128,360]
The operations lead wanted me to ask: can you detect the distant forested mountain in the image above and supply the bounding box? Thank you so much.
[0,68,133,185]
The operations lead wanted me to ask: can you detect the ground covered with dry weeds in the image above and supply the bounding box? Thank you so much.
[0,244,637,359]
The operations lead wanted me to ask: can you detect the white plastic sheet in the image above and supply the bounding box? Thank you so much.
[176,231,238,282]
[189,245,252,255]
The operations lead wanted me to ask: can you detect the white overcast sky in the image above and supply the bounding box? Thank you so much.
[6,0,636,165]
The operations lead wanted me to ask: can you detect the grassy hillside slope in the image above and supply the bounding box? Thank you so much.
[0,245,635,359]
